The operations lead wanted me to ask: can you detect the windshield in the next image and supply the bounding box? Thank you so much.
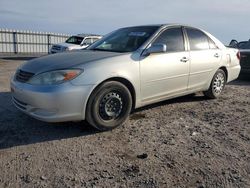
[88,26,159,53]
[65,36,84,45]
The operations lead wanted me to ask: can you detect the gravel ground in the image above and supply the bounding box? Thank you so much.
[0,59,249,188]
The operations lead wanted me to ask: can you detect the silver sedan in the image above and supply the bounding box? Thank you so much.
[11,24,241,130]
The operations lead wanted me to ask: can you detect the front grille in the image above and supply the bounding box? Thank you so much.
[52,45,61,51]
[15,69,34,83]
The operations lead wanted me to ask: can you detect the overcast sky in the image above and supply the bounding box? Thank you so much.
[0,0,249,44]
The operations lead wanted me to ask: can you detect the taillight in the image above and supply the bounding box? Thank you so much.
[237,51,241,60]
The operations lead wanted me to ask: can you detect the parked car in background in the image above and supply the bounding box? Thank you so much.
[12,24,241,131]
[50,34,102,54]
[229,39,250,74]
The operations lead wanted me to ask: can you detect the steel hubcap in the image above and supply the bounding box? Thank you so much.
[213,73,225,94]
[99,92,123,120]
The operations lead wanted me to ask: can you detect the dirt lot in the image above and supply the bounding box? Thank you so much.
[0,58,249,188]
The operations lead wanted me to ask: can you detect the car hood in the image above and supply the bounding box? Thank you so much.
[20,50,124,74]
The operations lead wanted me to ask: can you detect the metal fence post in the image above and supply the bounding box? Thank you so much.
[47,34,50,54]
[13,32,18,54]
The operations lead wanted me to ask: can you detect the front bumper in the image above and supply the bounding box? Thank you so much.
[49,49,62,54]
[11,79,95,122]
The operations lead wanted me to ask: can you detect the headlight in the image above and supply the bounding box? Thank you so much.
[27,69,83,85]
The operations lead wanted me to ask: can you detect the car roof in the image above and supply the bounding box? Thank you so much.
[120,23,196,29]
[75,24,199,38]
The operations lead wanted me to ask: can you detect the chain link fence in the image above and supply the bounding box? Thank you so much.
[0,29,70,54]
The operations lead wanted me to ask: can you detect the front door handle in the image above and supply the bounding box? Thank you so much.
[180,57,189,63]
[214,53,220,58]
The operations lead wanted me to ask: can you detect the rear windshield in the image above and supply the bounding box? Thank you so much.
[238,41,250,49]
[65,36,84,45]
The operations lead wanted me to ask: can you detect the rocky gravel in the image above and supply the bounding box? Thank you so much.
[0,59,249,188]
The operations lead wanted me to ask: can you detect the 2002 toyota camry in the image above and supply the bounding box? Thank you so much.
[11,24,241,130]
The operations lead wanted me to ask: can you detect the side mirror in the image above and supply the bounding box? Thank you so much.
[143,43,167,56]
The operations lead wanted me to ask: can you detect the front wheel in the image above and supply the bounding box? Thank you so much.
[86,81,132,131]
[203,69,226,99]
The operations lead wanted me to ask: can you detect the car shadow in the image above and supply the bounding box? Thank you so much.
[133,93,207,114]
[1,78,248,150]
[228,76,250,86]
[133,77,250,114]
[0,91,206,150]
[0,92,98,150]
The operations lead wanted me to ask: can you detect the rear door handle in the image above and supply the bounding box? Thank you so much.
[214,53,220,58]
[180,57,189,62]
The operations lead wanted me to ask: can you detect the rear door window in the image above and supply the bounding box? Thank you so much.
[186,27,210,50]
[208,38,218,49]
[239,41,250,49]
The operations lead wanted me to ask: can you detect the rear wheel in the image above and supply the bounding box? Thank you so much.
[203,69,226,99]
[86,81,132,131]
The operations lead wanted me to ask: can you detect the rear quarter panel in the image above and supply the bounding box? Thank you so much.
[223,48,241,82]
[203,30,240,83]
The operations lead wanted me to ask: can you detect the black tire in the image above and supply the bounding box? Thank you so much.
[86,81,132,131]
[203,69,226,99]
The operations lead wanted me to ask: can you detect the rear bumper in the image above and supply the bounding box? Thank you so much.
[11,79,95,122]
[227,64,241,82]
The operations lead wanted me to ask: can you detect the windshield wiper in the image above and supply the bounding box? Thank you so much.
[91,48,110,52]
